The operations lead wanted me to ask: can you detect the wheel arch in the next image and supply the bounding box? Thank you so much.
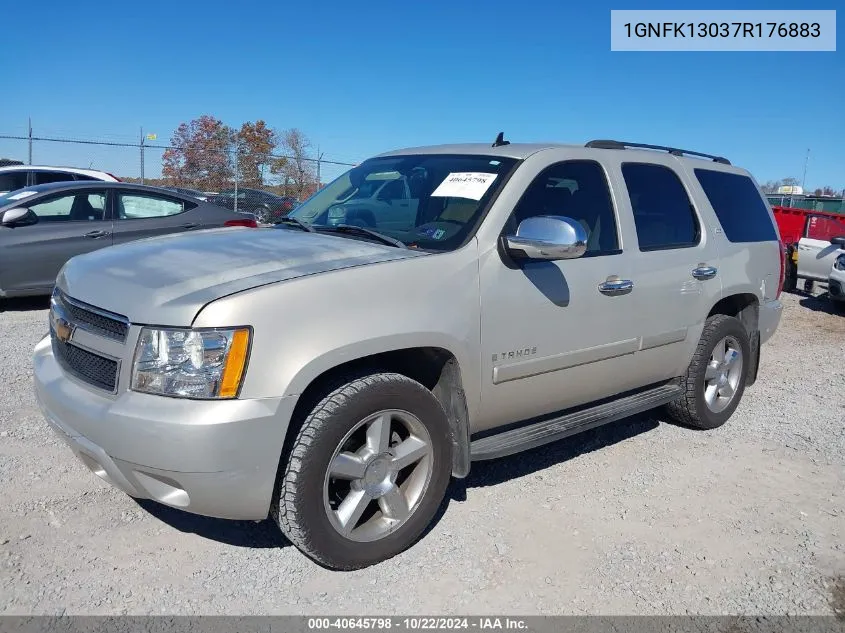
[283,344,472,479]
[707,292,760,386]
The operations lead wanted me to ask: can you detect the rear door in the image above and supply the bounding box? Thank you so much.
[797,214,845,281]
[0,188,113,293]
[111,190,214,246]
[612,158,723,383]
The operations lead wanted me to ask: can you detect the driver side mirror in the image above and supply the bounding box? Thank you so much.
[1,207,38,227]
[504,215,588,261]
[831,236,845,248]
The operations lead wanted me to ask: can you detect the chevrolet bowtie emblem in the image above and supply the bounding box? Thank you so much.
[54,317,73,344]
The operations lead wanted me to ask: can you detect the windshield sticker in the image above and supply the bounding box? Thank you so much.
[7,191,37,200]
[430,172,498,201]
[417,226,449,240]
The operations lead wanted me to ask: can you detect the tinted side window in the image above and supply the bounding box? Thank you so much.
[622,163,699,251]
[118,193,188,219]
[509,160,620,255]
[33,171,74,185]
[694,169,778,243]
[0,172,28,192]
[28,192,107,222]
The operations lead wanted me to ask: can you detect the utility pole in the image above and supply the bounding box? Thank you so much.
[233,144,239,214]
[801,149,810,194]
[316,145,324,195]
[140,127,145,185]
[27,118,32,165]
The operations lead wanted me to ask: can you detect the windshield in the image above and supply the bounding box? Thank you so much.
[286,154,518,251]
[0,188,40,208]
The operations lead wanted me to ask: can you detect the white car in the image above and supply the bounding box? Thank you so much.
[795,214,845,291]
[0,165,120,194]
[828,240,845,303]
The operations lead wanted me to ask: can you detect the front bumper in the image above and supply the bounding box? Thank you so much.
[33,335,299,520]
[758,298,783,345]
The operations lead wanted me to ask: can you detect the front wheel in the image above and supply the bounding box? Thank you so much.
[272,372,452,570]
[665,314,751,430]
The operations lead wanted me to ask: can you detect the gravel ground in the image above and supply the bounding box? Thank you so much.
[0,291,843,616]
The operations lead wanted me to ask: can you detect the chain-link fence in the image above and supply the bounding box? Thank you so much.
[766,195,845,214]
[0,128,357,210]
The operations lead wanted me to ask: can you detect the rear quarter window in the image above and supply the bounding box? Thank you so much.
[0,172,28,192]
[694,169,778,243]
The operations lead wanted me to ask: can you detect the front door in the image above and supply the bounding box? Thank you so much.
[477,158,643,431]
[0,189,113,294]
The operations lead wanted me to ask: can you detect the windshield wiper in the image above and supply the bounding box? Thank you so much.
[274,216,315,232]
[319,224,408,249]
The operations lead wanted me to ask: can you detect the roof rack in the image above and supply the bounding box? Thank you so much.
[584,139,731,165]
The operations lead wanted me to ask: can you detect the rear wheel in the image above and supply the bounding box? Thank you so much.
[665,314,751,430]
[253,205,271,224]
[272,372,452,570]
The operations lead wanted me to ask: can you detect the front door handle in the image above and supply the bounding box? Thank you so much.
[598,277,634,296]
[692,265,718,280]
[83,230,110,239]
[181,223,198,229]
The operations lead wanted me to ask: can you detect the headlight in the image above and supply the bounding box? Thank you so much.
[835,254,845,271]
[131,327,251,399]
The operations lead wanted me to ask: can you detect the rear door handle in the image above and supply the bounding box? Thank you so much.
[692,265,718,280]
[598,277,634,296]
[181,223,198,229]
[83,230,110,239]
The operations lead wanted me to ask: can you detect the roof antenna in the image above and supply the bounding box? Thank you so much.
[492,132,510,147]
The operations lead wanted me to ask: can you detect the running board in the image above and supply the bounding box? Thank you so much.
[470,384,682,461]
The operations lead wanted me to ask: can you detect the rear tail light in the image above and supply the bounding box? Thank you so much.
[776,242,786,299]
[224,218,258,228]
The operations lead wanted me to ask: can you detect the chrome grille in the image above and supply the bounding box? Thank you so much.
[53,337,119,392]
[54,291,129,342]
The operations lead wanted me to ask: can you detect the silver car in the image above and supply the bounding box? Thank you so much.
[33,138,784,569]
[0,181,257,299]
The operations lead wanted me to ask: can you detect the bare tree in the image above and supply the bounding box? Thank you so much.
[272,128,317,199]
[761,180,783,194]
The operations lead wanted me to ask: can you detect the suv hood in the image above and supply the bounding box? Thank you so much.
[56,227,427,325]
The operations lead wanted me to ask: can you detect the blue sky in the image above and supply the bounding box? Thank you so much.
[2,0,843,188]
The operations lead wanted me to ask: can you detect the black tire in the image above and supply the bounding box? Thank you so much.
[665,314,751,430]
[783,249,798,293]
[271,372,452,570]
[253,205,270,224]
